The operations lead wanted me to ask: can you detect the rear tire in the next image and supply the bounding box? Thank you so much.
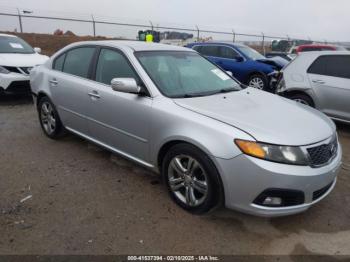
[288,93,314,107]
[38,96,65,139]
[162,143,223,215]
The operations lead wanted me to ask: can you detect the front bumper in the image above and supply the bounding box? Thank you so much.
[214,142,342,217]
[0,73,31,94]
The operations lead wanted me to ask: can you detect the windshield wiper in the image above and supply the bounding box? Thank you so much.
[172,87,239,98]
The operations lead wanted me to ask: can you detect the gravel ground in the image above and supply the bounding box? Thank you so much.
[0,95,350,256]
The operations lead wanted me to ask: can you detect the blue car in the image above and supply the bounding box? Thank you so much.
[186,42,287,90]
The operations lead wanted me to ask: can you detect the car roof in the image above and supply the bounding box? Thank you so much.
[0,33,17,38]
[299,50,350,57]
[297,44,336,48]
[188,41,246,47]
[72,40,193,52]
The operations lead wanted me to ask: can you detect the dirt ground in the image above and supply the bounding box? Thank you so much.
[0,95,350,257]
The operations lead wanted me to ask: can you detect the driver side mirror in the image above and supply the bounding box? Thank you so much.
[234,56,244,62]
[111,78,141,94]
[34,47,42,54]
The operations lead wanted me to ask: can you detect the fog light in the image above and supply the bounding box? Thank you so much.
[263,197,282,206]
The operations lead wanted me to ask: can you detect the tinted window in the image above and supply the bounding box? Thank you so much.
[199,45,220,57]
[53,53,66,71]
[325,56,350,79]
[308,56,327,75]
[63,47,95,78]
[219,46,239,59]
[95,48,139,85]
[308,55,350,79]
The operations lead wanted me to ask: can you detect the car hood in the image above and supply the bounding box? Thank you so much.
[0,53,49,67]
[256,57,288,70]
[173,88,334,146]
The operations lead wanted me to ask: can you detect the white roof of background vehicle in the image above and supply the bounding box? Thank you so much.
[0,33,17,38]
[66,40,194,52]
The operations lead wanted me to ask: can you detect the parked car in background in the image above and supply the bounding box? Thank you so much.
[289,44,345,55]
[31,41,341,217]
[265,51,293,61]
[276,51,350,123]
[186,42,287,91]
[0,33,48,95]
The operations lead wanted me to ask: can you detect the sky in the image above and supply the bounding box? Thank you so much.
[0,0,349,42]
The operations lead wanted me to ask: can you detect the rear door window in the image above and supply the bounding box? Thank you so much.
[308,55,350,79]
[199,45,220,57]
[62,47,95,78]
[324,55,350,79]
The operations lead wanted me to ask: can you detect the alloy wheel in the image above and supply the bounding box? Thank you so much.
[249,77,265,90]
[168,155,208,207]
[40,102,56,135]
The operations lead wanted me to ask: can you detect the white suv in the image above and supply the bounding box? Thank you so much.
[276,51,350,123]
[0,34,48,95]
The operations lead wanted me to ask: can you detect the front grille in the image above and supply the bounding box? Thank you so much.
[313,182,333,201]
[307,137,338,167]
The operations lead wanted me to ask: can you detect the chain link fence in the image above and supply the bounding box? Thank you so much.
[0,5,345,54]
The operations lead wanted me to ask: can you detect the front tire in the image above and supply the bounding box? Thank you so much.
[38,97,65,139]
[289,93,314,107]
[162,143,223,214]
[247,74,268,90]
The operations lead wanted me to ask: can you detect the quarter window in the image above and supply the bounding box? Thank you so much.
[95,48,139,85]
[192,46,202,52]
[308,56,327,75]
[62,47,95,78]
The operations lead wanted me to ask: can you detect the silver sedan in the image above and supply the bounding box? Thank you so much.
[30,41,342,217]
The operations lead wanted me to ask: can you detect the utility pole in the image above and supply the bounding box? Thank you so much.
[16,8,23,33]
[195,25,200,42]
[91,14,96,37]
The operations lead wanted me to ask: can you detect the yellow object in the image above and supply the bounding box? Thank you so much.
[146,34,153,43]
[235,140,266,159]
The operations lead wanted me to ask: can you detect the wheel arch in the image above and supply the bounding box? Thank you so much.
[157,139,214,171]
[283,89,315,107]
[36,91,50,109]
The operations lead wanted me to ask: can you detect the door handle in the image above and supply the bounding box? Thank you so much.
[49,79,58,85]
[312,79,325,84]
[88,91,101,99]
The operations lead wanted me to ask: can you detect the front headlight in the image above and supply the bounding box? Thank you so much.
[235,139,308,166]
[0,66,10,74]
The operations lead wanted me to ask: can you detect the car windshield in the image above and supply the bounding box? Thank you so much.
[0,36,34,54]
[236,46,265,60]
[136,51,241,98]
